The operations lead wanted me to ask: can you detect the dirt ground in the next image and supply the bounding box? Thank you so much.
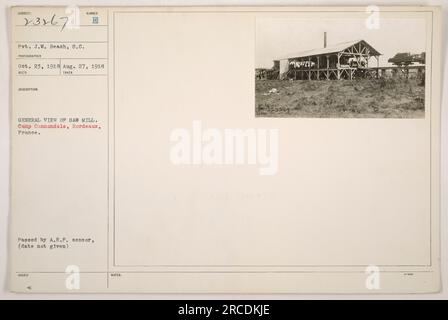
[255,78,425,118]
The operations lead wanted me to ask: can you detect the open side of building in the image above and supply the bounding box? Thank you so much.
[273,36,382,80]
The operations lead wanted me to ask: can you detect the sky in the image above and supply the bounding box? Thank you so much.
[256,18,427,68]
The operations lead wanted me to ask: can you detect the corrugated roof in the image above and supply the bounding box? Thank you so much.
[276,39,381,60]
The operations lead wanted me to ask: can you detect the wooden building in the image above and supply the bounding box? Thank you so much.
[273,35,382,80]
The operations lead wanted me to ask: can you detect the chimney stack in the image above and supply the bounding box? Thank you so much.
[324,32,327,48]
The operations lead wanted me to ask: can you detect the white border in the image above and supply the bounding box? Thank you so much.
[0,0,446,300]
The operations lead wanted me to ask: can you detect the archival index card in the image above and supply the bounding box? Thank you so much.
[9,6,442,293]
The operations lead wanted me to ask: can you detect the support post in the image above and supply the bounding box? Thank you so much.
[337,53,341,80]
[376,56,379,78]
[317,57,320,80]
[308,57,311,80]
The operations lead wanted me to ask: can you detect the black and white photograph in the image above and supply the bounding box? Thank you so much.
[255,18,427,118]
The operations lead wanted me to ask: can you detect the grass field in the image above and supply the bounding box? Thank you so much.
[255,78,425,118]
